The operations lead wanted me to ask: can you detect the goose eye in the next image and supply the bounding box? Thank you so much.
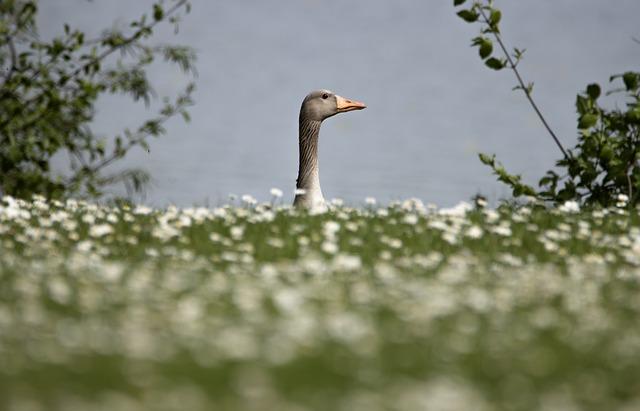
[322,93,329,100]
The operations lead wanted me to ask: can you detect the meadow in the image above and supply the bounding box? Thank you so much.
[1,194,640,411]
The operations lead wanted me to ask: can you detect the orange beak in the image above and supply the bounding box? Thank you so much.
[335,95,367,113]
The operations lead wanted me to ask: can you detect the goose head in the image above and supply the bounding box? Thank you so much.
[294,89,366,209]
[300,89,366,122]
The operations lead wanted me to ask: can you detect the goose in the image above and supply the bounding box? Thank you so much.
[293,90,366,208]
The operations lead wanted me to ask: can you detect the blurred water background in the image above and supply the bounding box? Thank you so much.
[41,0,640,207]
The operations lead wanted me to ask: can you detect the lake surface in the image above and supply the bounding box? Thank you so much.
[41,0,640,206]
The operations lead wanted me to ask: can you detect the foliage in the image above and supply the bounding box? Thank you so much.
[454,0,640,207]
[0,0,195,200]
[2,195,640,410]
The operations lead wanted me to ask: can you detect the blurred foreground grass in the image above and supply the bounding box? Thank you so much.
[1,195,640,411]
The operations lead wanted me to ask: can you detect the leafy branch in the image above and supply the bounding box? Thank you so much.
[454,0,640,207]
[455,0,569,160]
[0,0,196,200]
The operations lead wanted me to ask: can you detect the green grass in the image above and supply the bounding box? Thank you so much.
[1,195,640,411]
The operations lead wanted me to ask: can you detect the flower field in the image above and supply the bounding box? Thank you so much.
[1,195,640,411]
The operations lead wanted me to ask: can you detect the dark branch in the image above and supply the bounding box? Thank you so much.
[1,35,18,83]
[0,0,188,113]
[477,5,570,161]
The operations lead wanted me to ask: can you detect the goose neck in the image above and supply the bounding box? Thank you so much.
[295,117,323,206]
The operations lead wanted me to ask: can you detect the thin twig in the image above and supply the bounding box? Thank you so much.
[69,0,187,82]
[478,5,570,161]
[1,36,18,82]
[0,0,188,121]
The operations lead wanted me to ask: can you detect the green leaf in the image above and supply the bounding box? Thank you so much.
[478,153,495,166]
[576,95,590,115]
[526,82,535,94]
[578,113,598,129]
[153,4,164,21]
[490,9,502,26]
[485,57,504,70]
[479,39,493,59]
[626,107,640,124]
[453,0,466,5]
[512,47,526,62]
[457,9,479,22]
[600,145,614,161]
[623,72,639,91]
[586,83,601,100]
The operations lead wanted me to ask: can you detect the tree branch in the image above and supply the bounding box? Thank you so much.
[477,5,570,161]
[1,35,18,83]
[0,0,188,116]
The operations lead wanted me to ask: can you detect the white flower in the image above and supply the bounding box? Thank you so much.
[309,203,328,215]
[333,254,362,271]
[175,215,192,228]
[267,237,284,248]
[273,288,303,312]
[61,220,78,232]
[50,211,69,223]
[439,201,472,217]
[82,214,96,224]
[270,188,283,198]
[559,200,580,213]
[442,232,457,244]
[401,198,426,212]
[257,210,275,222]
[484,209,500,223]
[492,224,512,237]
[48,278,70,304]
[230,226,245,240]
[543,240,559,252]
[384,237,402,249]
[428,219,449,232]
[617,193,629,208]
[466,225,483,239]
[76,240,93,252]
[89,224,113,237]
[294,188,307,196]
[212,207,227,218]
[241,194,257,205]
[101,262,124,282]
[151,223,179,241]
[323,221,340,238]
[321,241,338,254]
[403,214,419,225]
[365,197,377,206]
[133,205,153,215]
[65,198,78,210]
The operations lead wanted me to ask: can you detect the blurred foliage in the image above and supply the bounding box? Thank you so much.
[455,0,640,207]
[0,0,195,200]
[2,197,640,410]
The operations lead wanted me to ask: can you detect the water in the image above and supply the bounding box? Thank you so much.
[40,0,640,206]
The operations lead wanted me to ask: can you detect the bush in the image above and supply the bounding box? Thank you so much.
[0,0,195,200]
[455,0,640,207]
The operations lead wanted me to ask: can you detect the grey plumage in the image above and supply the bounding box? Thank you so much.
[293,90,366,208]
